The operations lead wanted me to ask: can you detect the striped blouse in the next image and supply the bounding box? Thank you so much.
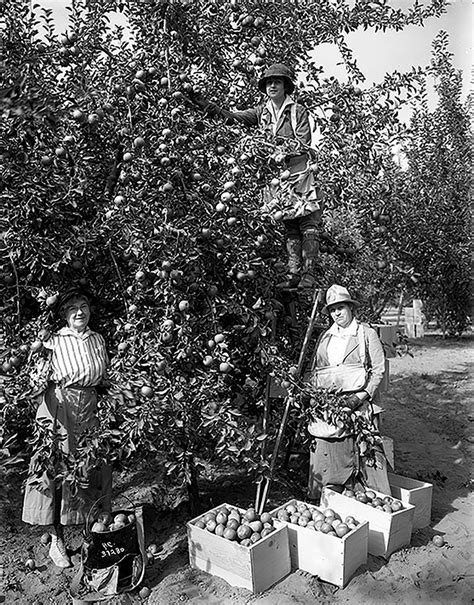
[43,327,108,388]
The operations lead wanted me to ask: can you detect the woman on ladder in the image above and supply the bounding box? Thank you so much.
[190,63,323,291]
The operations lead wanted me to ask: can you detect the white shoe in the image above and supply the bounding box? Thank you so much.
[49,534,72,568]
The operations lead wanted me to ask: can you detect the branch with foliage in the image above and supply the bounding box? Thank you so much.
[0,0,454,508]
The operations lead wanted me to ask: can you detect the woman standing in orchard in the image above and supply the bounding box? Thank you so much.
[22,288,111,568]
[306,284,390,499]
[191,63,323,291]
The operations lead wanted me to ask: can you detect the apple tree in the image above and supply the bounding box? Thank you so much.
[1,0,449,506]
[394,32,471,336]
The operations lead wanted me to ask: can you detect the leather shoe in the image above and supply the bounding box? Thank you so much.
[49,535,72,568]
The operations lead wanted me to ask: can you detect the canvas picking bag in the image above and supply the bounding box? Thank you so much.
[308,326,369,438]
[70,495,147,603]
[311,363,368,394]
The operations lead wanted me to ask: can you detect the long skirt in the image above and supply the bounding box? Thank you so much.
[22,384,112,526]
[308,436,391,498]
[308,436,359,498]
[262,154,323,220]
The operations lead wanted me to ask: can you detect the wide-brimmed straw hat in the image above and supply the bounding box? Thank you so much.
[322,284,359,314]
[258,63,295,95]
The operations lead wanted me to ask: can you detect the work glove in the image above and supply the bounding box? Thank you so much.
[185,88,206,108]
[203,101,221,117]
[186,89,221,117]
[340,393,364,412]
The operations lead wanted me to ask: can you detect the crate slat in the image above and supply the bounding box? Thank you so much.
[388,473,433,529]
[250,528,292,593]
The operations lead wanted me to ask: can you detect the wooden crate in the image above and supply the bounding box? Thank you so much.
[404,303,425,338]
[269,499,368,588]
[187,504,291,593]
[388,473,433,529]
[321,488,414,559]
[405,322,425,338]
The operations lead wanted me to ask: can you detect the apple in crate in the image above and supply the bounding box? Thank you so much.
[91,521,108,533]
[193,506,276,547]
[97,512,113,525]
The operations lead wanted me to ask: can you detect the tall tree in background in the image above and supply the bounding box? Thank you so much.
[400,32,471,336]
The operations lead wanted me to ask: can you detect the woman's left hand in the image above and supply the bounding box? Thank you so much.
[341,393,364,411]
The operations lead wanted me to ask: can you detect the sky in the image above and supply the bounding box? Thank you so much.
[36,0,472,106]
[316,0,472,103]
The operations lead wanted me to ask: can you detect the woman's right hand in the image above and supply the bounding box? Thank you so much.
[186,89,222,117]
[186,89,209,110]
[204,102,221,117]
[38,327,51,342]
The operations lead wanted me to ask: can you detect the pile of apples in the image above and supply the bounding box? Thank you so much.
[193,506,276,547]
[91,511,136,533]
[275,503,359,538]
[341,488,404,513]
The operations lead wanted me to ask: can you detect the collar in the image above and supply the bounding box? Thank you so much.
[265,95,294,123]
[328,317,358,337]
[58,326,93,340]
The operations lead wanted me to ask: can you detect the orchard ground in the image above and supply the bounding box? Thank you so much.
[1,332,472,605]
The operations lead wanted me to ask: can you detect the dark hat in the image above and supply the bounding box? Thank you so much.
[55,286,94,318]
[258,63,295,95]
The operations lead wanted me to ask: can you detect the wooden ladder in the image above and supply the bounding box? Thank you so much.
[254,287,325,515]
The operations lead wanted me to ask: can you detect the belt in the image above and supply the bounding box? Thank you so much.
[50,382,97,391]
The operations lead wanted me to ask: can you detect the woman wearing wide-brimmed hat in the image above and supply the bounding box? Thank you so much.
[22,287,111,568]
[190,63,323,291]
[306,284,389,499]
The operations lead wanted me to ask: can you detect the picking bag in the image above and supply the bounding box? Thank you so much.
[70,495,147,603]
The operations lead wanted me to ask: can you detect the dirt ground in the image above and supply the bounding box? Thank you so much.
[1,333,472,604]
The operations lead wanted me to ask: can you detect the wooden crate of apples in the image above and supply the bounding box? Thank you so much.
[187,503,291,593]
[193,505,277,545]
[270,499,369,587]
[341,486,405,512]
[321,486,415,559]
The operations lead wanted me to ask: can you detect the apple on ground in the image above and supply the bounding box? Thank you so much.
[432,535,445,547]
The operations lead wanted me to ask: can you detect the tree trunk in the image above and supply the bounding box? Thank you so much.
[185,452,200,516]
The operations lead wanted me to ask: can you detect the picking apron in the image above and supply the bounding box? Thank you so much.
[260,100,322,220]
[308,327,371,439]
[22,384,112,526]
[306,324,390,494]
